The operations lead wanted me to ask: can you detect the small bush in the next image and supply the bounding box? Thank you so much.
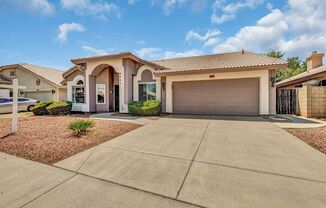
[46,101,72,116]
[68,119,95,136]
[31,101,54,116]
[128,100,161,116]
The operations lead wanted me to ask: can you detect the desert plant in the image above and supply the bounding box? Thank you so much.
[46,101,72,116]
[31,101,54,116]
[128,100,161,116]
[68,119,95,136]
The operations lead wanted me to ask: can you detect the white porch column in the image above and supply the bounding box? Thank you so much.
[85,69,91,112]
[119,72,127,113]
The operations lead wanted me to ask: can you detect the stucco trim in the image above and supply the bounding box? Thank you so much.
[133,65,161,102]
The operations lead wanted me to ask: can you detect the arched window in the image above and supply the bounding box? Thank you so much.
[72,80,85,103]
[77,80,84,85]
[138,70,156,101]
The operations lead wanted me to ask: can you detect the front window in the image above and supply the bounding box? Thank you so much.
[139,83,156,101]
[96,84,106,104]
[10,70,16,77]
[72,80,85,103]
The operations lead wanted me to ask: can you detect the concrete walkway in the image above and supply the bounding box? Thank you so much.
[271,114,326,128]
[89,112,157,125]
[1,115,326,208]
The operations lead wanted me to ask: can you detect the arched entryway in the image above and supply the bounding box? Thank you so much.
[90,64,119,112]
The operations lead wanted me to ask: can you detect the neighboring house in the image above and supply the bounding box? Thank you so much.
[0,74,12,97]
[276,51,326,118]
[0,64,67,101]
[62,50,287,115]
[277,51,326,89]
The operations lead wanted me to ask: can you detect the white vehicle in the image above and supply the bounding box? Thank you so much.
[0,97,39,114]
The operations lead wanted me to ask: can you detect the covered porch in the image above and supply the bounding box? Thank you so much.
[63,53,162,113]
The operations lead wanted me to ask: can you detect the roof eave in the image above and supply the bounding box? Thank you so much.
[276,71,326,88]
[154,64,288,77]
[71,52,135,64]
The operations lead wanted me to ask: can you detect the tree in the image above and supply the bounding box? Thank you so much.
[266,49,284,59]
[266,50,307,82]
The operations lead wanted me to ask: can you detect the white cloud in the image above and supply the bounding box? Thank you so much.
[209,0,326,59]
[163,0,188,15]
[135,48,162,59]
[134,47,203,60]
[57,23,86,42]
[8,0,55,15]
[266,2,273,10]
[186,29,220,42]
[213,9,288,53]
[191,0,208,13]
[81,45,108,55]
[61,0,120,19]
[211,0,264,24]
[204,38,220,48]
[162,49,203,59]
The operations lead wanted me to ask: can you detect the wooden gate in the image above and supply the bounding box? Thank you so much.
[276,89,297,114]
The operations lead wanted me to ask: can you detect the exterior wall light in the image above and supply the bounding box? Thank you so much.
[271,76,276,87]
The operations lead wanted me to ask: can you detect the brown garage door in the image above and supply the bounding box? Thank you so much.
[173,78,259,115]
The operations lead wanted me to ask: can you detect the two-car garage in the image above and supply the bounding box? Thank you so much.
[172,78,260,115]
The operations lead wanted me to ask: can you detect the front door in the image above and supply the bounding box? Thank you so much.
[114,85,119,112]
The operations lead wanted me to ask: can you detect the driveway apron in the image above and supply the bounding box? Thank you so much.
[50,115,326,208]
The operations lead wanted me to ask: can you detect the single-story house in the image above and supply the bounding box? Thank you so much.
[0,63,67,101]
[277,51,326,89]
[62,50,287,115]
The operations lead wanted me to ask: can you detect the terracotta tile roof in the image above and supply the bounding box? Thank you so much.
[152,51,287,75]
[71,51,133,63]
[62,65,85,78]
[70,51,165,70]
[276,65,326,87]
[69,50,287,76]
[0,63,65,87]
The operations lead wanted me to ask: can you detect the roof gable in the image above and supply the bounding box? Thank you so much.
[0,64,65,87]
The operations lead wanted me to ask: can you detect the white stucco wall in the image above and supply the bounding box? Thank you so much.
[86,59,125,112]
[133,65,161,102]
[165,69,271,115]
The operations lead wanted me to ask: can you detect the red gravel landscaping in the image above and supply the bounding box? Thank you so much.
[285,127,326,155]
[0,116,141,164]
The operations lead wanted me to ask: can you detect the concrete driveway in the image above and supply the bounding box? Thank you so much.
[1,116,326,208]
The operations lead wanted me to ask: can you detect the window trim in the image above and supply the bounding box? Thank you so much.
[10,70,16,77]
[96,84,106,104]
[138,82,156,101]
[72,80,85,104]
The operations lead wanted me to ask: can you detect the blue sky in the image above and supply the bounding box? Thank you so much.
[0,0,325,71]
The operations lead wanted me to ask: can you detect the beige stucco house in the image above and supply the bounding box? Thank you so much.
[277,51,326,89]
[0,64,67,101]
[62,50,287,115]
[276,51,326,118]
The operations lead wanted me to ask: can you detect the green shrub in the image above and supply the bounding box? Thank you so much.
[46,101,72,116]
[68,119,95,136]
[31,101,54,116]
[128,100,161,116]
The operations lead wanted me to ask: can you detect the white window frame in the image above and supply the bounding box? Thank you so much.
[72,80,85,104]
[96,84,106,104]
[138,82,156,101]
